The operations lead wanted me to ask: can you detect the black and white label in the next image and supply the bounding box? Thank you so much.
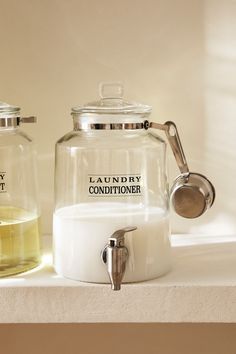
[0,172,6,193]
[88,174,142,197]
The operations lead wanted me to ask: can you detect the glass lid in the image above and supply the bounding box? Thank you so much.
[0,101,20,117]
[0,102,36,127]
[71,82,152,115]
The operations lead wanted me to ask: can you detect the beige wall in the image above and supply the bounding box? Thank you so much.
[0,0,206,234]
[202,0,236,235]
[1,0,235,236]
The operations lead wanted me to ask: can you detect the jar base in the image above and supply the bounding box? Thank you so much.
[0,257,41,277]
[54,263,172,284]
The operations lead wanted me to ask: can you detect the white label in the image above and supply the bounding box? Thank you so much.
[88,174,142,197]
[0,172,6,193]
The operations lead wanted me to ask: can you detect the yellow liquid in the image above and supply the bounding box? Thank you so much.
[0,206,41,277]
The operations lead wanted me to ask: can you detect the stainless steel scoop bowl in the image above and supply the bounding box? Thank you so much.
[170,172,215,218]
[149,121,215,218]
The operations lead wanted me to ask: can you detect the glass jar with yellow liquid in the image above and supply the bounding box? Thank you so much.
[0,102,41,276]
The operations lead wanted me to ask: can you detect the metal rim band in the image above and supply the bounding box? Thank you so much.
[0,116,36,128]
[74,121,150,131]
[0,117,20,128]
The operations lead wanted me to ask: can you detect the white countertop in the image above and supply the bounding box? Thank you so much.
[0,234,236,323]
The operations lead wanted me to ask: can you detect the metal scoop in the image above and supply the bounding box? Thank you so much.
[149,121,215,218]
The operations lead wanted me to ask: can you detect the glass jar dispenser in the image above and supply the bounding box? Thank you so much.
[0,102,41,276]
[53,83,215,289]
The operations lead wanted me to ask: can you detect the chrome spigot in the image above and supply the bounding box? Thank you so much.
[101,226,137,291]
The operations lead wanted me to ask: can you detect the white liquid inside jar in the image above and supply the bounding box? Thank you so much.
[53,203,171,283]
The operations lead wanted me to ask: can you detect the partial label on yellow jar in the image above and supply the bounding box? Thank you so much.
[0,172,6,193]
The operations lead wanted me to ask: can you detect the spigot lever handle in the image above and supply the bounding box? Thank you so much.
[109,226,137,247]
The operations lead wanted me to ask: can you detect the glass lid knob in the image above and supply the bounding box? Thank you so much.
[99,82,124,100]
